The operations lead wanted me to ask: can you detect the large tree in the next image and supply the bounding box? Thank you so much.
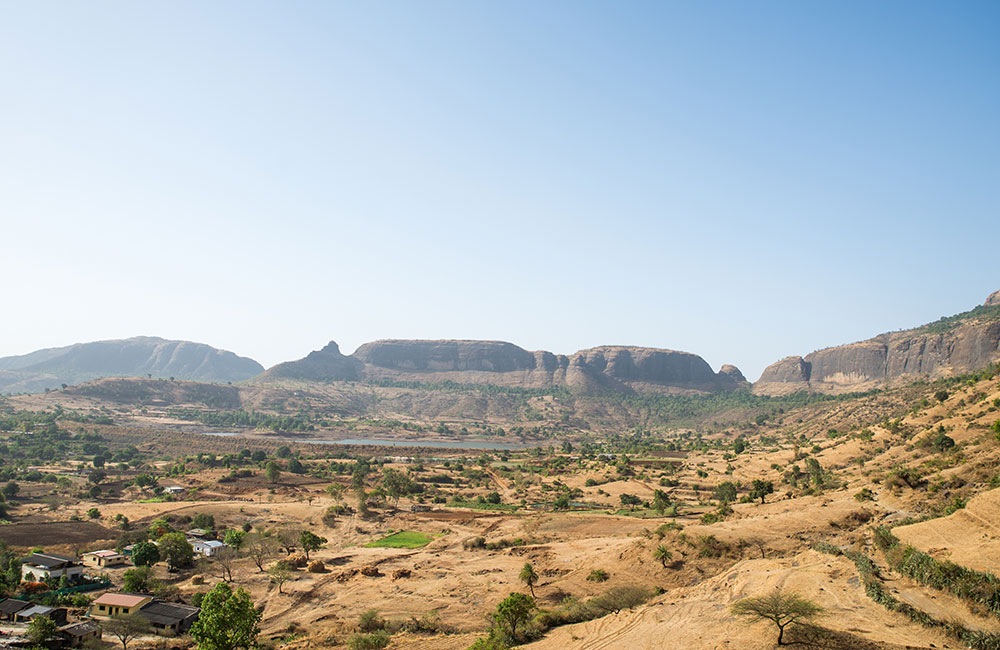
[131,541,160,568]
[190,582,261,650]
[749,480,774,505]
[158,532,195,571]
[26,616,59,644]
[730,589,823,645]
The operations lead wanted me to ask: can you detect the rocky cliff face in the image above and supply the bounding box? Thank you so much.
[259,339,747,395]
[0,337,264,394]
[755,291,1000,395]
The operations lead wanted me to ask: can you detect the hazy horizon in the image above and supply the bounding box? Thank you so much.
[2,2,998,381]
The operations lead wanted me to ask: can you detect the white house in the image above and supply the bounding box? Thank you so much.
[20,553,84,582]
[189,539,226,557]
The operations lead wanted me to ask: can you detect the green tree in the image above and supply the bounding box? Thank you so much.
[2,482,19,499]
[122,565,155,593]
[749,480,774,505]
[654,544,672,568]
[492,592,534,641]
[518,562,538,598]
[192,513,216,530]
[299,530,327,561]
[27,615,59,644]
[131,541,160,568]
[190,582,261,650]
[159,532,195,571]
[104,614,151,650]
[87,507,101,519]
[268,564,292,593]
[223,530,246,551]
[265,461,281,484]
[730,589,823,645]
[713,481,738,504]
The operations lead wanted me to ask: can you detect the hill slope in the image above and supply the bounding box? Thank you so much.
[0,336,263,393]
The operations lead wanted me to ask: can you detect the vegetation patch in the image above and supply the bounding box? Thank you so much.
[364,531,434,549]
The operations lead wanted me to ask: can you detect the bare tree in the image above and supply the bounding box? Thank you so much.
[104,614,151,650]
[246,534,279,572]
[214,546,238,582]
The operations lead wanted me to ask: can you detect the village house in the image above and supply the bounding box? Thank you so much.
[60,620,103,648]
[0,598,30,621]
[20,553,84,583]
[189,539,226,557]
[136,601,200,633]
[14,604,68,626]
[81,550,127,568]
[88,593,152,618]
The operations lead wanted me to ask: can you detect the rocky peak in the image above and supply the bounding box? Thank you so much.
[986,290,1000,307]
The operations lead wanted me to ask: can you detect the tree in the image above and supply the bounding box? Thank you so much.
[265,461,281,484]
[652,489,670,514]
[89,469,107,484]
[27,615,59,644]
[934,389,949,402]
[519,562,538,598]
[192,513,216,531]
[2,482,19,499]
[159,532,195,571]
[132,542,160,566]
[654,544,672,568]
[714,481,738,504]
[493,592,534,640]
[730,589,823,645]
[104,614,151,650]
[268,564,292,593]
[190,582,261,650]
[223,529,246,551]
[299,530,327,561]
[214,546,238,582]
[245,535,278,572]
[87,507,101,519]
[277,527,303,555]
[381,468,417,508]
[750,480,774,505]
[619,493,642,510]
[589,586,651,614]
[123,565,155,593]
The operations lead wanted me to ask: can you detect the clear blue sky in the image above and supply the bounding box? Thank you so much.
[1,2,997,380]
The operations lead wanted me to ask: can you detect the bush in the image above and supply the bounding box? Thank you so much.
[462,536,486,550]
[586,569,609,582]
[358,609,384,633]
[588,586,652,614]
[347,631,390,650]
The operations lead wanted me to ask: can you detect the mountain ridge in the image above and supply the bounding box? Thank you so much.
[0,336,264,394]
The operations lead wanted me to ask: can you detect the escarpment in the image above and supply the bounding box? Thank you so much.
[754,290,1000,395]
[258,339,747,395]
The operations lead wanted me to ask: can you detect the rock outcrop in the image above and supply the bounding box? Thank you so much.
[259,339,747,395]
[754,291,1000,395]
[0,337,263,394]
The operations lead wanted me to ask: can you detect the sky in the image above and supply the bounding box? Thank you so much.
[1,1,998,381]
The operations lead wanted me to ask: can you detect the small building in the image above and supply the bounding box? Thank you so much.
[0,598,31,621]
[81,550,127,568]
[60,620,103,648]
[163,486,185,495]
[190,539,226,557]
[20,553,84,583]
[185,528,209,539]
[137,601,200,634]
[89,593,153,618]
[14,604,68,626]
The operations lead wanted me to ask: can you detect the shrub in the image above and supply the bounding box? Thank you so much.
[358,609,385,633]
[347,630,390,650]
[586,569,609,582]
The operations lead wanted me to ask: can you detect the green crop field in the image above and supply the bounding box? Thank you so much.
[364,531,435,548]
